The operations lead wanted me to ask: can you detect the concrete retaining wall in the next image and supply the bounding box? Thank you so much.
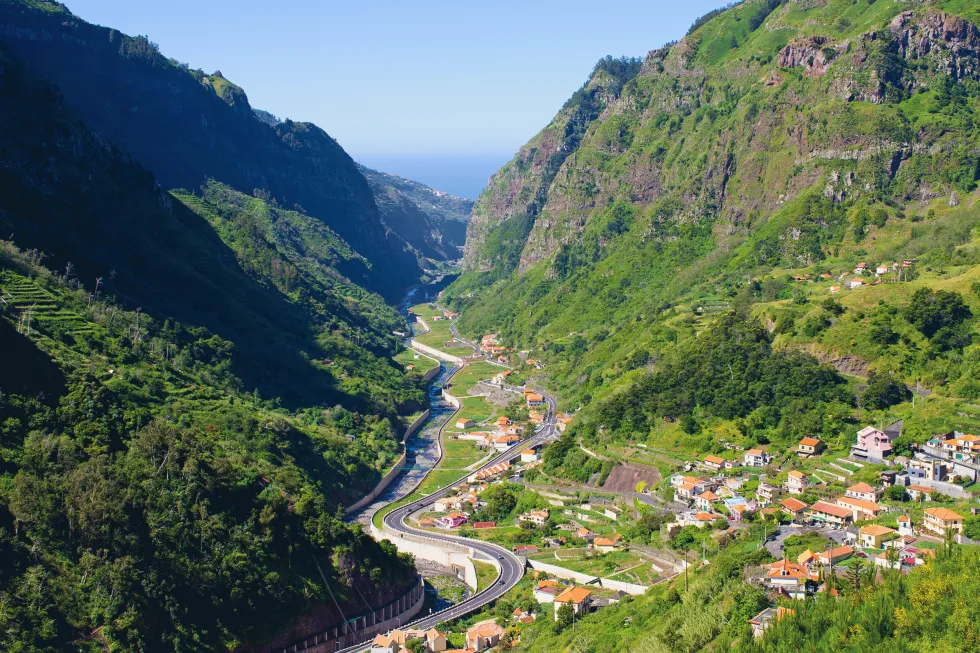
[598,577,650,596]
[441,387,461,409]
[345,409,431,515]
[410,340,465,365]
[526,559,599,585]
[372,523,479,590]
[275,577,424,653]
[422,363,441,382]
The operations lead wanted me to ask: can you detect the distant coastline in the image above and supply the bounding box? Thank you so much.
[355,152,511,200]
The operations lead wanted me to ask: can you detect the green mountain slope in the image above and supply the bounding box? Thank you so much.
[0,0,419,300]
[359,165,472,261]
[0,43,420,652]
[449,0,980,415]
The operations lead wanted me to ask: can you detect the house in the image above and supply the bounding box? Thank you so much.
[370,633,398,653]
[435,512,468,529]
[488,434,519,451]
[592,537,618,553]
[678,511,717,528]
[830,285,841,293]
[526,393,545,408]
[756,483,783,506]
[455,419,474,430]
[518,509,549,527]
[433,497,461,513]
[797,437,825,457]
[807,501,853,527]
[835,496,883,521]
[553,587,592,620]
[534,580,563,603]
[496,416,511,428]
[847,278,864,290]
[845,482,880,503]
[852,426,894,461]
[520,449,539,463]
[860,524,898,549]
[896,515,913,537]
[744,448,771,467]
[466,622,505,650]
[765,559,818,599]
[785,470,809,495]
[514,545,539,555]
[937,432,980,463]
[703,455,733,471]
[556,413,574,433]
[907,459,950,482]
[797,548,818,566]
[695,491,719,512]
[875,265,890,276]
[576,527,596,541]
[473,521,496,529]
[922,507,964,537]
[418,518,435,528]
[749,607,795,638]
[906,484,933,501]
[425,629,448,652]
[816,545,854,565]
[780,497,808,522]
[855,262,868,274]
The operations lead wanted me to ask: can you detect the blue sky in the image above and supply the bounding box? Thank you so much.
[64,0,724,160]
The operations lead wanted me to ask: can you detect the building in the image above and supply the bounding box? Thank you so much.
[520,448,540,463]
[703,455,733,471]
[852,426,894,461]
[780,497,808,522]
[695,491,719,512]
[455,419,474,430]
[526,392,545,408]
[466,622,505,650]
[496,416,511,428]
[922,507,964,537]
[749,607,795,638]
[514,545,539,555]
[435,512,468,529]
[473,521,496,529]
[860,524,898,549]
[518,509,550,527]
[797,437,825,457]
[534,580,563,604]
[835,496,883,521]
[847,278,864,290]
[786,470,809,495]
[816,545,854,565]
[896,514,913,537]
[744,448,771,467]
[845,482,880,503]
[756,482,783,506]
[425,629,447,652]
[576,527,596,541]
[592,537,618,553]
[807,501,853,527]
[765,559,818,599]
[418,518,435,528]
[906,484,934,501]
[907,458,950,482]
[938,432,980,463]
[553,586,592,620]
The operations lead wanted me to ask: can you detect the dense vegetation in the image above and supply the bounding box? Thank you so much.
[0,32,425,651]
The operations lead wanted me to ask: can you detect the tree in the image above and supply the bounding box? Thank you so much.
[554,602,574,633]
[405,638,426,653]
[863,370,911,410]
[884,485,906,501]
[903,288,972,338]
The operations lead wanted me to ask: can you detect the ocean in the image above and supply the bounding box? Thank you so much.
[354,152,512,201]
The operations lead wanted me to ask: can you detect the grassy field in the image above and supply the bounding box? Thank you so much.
[447,361,502,395]
[531,549,643,577]
[454,396,495,426]
[606,565,661,585]
[394,347,440,374]
[782,532,832,562]
[371,468,469,530]
[473,560,498,592]
[441,438,487,470]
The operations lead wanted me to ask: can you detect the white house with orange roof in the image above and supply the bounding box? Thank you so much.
[744,448,771,467]
[835,496,883,521]
[860,524,897,549]
[764,559,818,599]
[520,448,539,463]
[896,514,913,537]
[702,455,734,471]
[785,470,808,495]
[553,587,592,619]
[922,507,964,537]
[695,490,719,512]
[845,482,880,503]
[466,622,505,650]
[797,437,825,457]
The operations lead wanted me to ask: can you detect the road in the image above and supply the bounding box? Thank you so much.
[764,524,849,558]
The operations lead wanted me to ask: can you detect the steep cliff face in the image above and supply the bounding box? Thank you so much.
[0,0,419,299]
[449,0,980,403]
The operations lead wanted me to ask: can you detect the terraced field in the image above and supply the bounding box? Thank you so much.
[0,273,95,337]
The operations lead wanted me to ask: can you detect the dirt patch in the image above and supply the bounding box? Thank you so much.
[601,462,662,493]
[470,382,517,407]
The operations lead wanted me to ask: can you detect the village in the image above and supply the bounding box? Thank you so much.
[370,304,980,653]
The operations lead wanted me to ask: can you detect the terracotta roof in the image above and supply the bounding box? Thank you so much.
[897,514,911,523]
[521,449,536,455]
[554,586,592,604]
[925,507,963,521]
[817,545,853,561]
[787,470,806,479]
[767,559,815,580]
[780,498,808,512]
[467,622,505,638]
[847,482,876,494]
[861,524,896,537]
[698,491,719,501]
[809,501,852,519]
[746,448,763,455]
[593,537,616,547]
[797,548,818,564]
[695,511,715,521]
[799,437,821,446]
[704,455,725,465]
[908,484,933,493]
[837,496,881,513]
[537,580,561,589]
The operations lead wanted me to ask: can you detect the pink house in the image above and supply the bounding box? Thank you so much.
[852,426,893,461]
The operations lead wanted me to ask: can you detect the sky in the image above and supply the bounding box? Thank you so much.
[63,0,726,197]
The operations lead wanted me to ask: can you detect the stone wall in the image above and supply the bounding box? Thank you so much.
[371,523,480,590]
[526,559,653,595]
[274,576,424,653]
[410,339,465,365]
